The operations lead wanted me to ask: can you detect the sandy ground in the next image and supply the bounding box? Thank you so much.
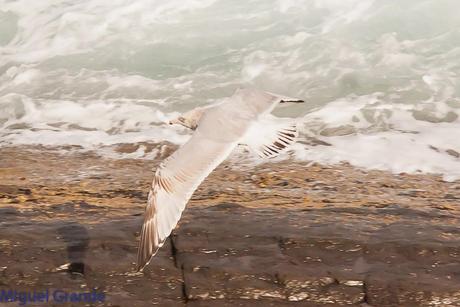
[0,145,459,306]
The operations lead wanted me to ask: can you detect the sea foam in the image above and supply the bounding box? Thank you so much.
[0,0,459,180]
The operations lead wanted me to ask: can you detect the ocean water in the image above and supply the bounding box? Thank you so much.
[0,0,459,180]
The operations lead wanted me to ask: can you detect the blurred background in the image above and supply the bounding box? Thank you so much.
[0,0,459,179]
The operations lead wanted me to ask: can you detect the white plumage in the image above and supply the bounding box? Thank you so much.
[137,88,303,271]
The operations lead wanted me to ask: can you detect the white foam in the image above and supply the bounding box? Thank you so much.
[295,94,460,181]
[0,94,187,149]
[0,0,459,180]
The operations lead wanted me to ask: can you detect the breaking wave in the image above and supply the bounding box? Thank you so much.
[1,0,459,180]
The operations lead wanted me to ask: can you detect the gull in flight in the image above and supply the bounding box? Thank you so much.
[137,88,304,271]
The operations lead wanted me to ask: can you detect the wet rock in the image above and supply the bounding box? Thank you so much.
[397,189,425,197]
[6,123,30,130]
[0,146,459,306]
[67,124,98,131]
[298,137,332,147]
[0,207,18,215]
[412,110,458,123]
[320,125,356,137]
[114,143,141,154]
[277,181,289,187]
[208,202,245,211]
[446,149,459,158]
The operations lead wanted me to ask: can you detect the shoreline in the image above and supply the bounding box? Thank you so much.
[0,145,459,306]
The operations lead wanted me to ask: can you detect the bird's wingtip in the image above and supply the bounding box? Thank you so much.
[280,99,305,103]
[136,254,152,272]
[136,264,145,273]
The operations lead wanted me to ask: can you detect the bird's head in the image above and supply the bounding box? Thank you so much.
[168,112,200,130]
[168,116,187,127]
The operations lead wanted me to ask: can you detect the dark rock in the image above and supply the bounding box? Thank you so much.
[208,203,245,211]
[446,149,459,158]
[1,146,460,306]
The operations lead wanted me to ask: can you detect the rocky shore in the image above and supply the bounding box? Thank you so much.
[0,145,459,306]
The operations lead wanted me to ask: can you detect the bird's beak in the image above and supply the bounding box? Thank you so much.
[280,98,304,103]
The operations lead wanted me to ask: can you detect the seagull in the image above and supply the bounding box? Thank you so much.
[136,88,304,271]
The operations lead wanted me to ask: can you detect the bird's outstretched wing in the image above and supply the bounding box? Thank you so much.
[242,115,299,158]
[137,132,238,271]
